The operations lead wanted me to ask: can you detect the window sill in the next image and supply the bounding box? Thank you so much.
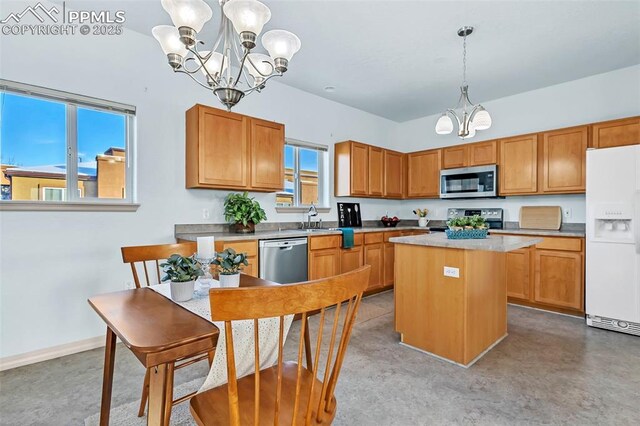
[276,206,331,214]
[0,201,140,212]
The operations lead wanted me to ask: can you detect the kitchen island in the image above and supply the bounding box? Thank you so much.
[389,233,541,367]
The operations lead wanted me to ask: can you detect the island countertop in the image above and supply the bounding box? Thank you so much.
[389,232,542,252]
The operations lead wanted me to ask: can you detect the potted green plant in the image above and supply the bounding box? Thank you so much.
[161,254,203,302]
[224,192,267,233]
[445,215,489,239]
[212,248,249,287]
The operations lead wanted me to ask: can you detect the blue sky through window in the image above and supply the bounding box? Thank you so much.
[0,93,126,168]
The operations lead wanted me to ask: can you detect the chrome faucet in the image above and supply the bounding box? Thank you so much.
[307,203,318,229]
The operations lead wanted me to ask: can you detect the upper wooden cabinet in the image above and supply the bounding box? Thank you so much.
[406,149,441,198]
[368,146,384,196]
[250,118,285,190]
[468,140,498,166]
[541,126,587,193]
[186,104,284,192]
[335,141,404,198]
[591,116,640,149]
[442,145,468,169]
[334,141,368,197]
[383,150,404,198]
[499,134,538,195]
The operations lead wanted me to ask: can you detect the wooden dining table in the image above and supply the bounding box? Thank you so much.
[88,274,278,426]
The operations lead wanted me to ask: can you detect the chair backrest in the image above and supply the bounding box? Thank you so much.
[208,265,370,425]
[121,242,197,288]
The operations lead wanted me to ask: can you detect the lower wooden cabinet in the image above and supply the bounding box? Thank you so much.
[215,239,259,278]
[309,248,340,280]
[340,245,364,274]
[505,248,531,301]
[364,243,384,290]
[503,234,584,314]
[383,242,395,286]
[534,250,583,310]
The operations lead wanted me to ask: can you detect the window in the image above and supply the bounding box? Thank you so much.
[0,79,136,210]
[277,139,328,209]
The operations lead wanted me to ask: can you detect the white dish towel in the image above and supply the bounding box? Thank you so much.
[151,282,293,392]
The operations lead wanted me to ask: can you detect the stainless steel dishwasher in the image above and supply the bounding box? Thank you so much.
[259,238,308,284]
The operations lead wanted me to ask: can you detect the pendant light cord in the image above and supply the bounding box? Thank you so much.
[462,34,467,87]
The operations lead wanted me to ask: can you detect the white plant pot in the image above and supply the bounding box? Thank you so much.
[219,273,241,288]
[170,280,195,302]
[418,217,429,227]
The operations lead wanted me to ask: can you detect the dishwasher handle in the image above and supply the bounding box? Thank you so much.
[259,238,308,248]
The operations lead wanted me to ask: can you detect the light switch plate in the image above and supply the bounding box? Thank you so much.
[444,266,460,278]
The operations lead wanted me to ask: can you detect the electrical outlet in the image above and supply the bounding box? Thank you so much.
[443,266,460,278]
[202,208,210,219]
[563,208,572,220]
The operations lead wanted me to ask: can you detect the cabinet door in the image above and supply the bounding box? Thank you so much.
[468,140,498,166]
[591,117,640,149]
[442,145,468,169]
[384,242,396,286]
[506,248,530,301]
[368,146,384,196]
[364,243,384,290]
[350,142,369,196]
[407,149,442,198]
[383,150,404,198]
[242,256,258,277]
[250,118,284,191]
[542,126,587,193]
[309,248,340,280]
[534,250,583,311]
[499,135,538,195]
[197,107,248,188]
[340,246,364,274]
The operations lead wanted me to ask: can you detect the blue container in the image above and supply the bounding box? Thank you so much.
[445,228,489,239]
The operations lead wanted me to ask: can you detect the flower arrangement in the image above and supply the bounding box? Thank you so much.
[413,208,429,218]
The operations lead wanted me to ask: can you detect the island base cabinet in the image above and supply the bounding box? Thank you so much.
[395,245,506,366]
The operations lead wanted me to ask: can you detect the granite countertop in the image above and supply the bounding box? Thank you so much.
[389,233,542,252]
[176,226,429,242]
[489,228,585,238]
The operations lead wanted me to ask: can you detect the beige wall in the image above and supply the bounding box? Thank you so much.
[9,177,86,200]
[96,155,126,199]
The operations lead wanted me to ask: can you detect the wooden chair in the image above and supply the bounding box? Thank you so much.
[190,265,371,425]
[121,242,213,417]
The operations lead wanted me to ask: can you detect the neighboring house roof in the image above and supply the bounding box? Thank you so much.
[3,161,97,180]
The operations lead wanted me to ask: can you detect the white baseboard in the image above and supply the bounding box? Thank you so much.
[0,335,105,372]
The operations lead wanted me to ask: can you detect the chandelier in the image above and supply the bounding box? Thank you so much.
[435,26,491,139]
[152,0,301,110]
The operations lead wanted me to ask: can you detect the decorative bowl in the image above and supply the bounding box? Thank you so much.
[445,228,489,239]
[381,219,400,228]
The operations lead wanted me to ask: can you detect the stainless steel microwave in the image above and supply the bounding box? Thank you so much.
[439,165,498,198]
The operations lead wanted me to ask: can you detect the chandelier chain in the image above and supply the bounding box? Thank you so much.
[462,34,467,87]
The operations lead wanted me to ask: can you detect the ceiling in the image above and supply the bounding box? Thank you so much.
[62,0,640,122]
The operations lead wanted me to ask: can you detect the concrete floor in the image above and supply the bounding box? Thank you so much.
[1,292,639,425]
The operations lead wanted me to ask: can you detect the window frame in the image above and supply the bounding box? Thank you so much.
[0,79,138,211]
[276,138,330,213]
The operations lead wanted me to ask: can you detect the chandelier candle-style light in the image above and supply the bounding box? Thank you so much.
[152,0,301,110]
[435,26,491,139]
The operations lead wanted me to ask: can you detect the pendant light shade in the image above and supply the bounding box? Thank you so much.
[435,114,454,135]
[200,51,228,77]
[152,25,187,56]
[161,0,213,32]
[262,30,301,61]
[223,0,272,36]
[244,53,274,79]
[472,108,492,130]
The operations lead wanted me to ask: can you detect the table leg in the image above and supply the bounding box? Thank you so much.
[99,327,117,426]
[147,363,174,426]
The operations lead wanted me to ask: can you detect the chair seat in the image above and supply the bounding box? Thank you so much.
[190,361,337,425]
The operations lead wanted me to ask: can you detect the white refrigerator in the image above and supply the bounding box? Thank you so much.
[586,145,640,336]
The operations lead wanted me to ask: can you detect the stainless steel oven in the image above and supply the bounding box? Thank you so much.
[440,164,498,198]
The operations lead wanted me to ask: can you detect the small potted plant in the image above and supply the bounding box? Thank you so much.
[413,208,430,227]
[224,192,267,234]
[212,248,248,287]
[161,254,203,302]
[446,215,489,239]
